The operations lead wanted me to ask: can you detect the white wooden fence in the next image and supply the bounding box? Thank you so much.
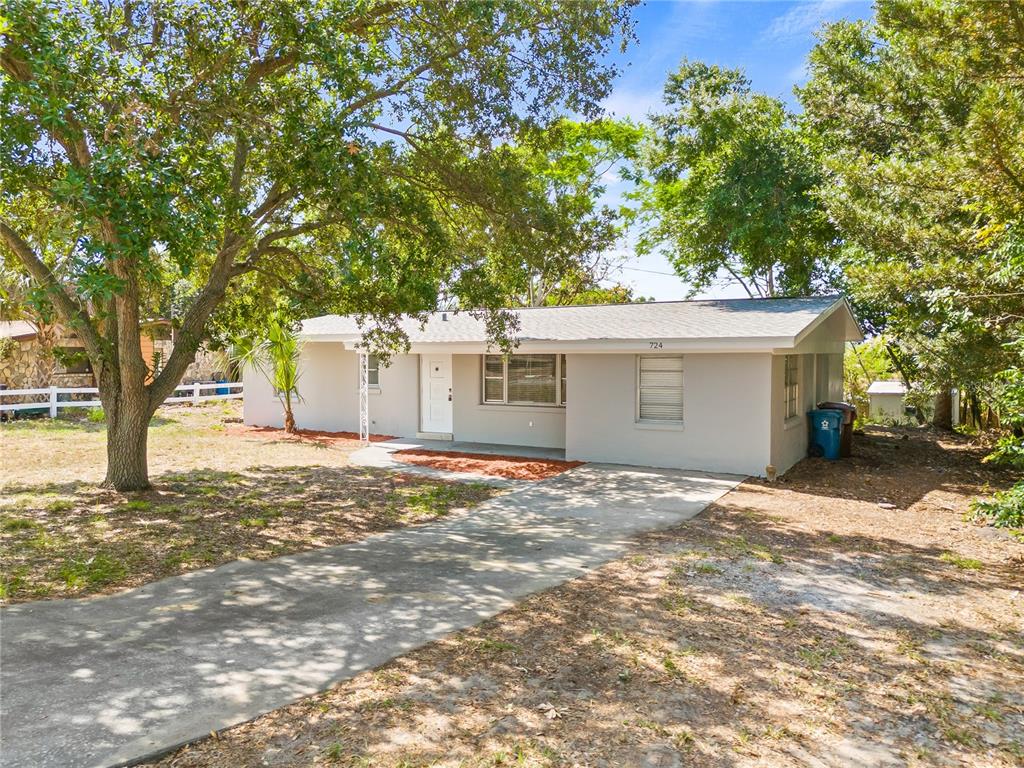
[0,381,243,417]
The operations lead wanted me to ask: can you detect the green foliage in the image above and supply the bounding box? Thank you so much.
[232,320,302,431]
[968,482,1024,530]
[844,338,897,421]
[0,0,636,345]
[638,60,837,298]
[508,118,644,307]
[800,1,1024,415]
[85,407,104,423]
[0,335,14,360]
[984,437,1024,471]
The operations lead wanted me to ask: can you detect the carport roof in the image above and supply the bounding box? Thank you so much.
[301,295,862,350]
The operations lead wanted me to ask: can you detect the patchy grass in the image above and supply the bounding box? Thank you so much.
[0,402,497,602]
[148,426,1022,768]
[940,551,985,571]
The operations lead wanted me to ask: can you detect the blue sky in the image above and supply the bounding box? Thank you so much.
[599,0,873,300]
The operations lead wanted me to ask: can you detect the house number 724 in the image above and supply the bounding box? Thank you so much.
[648,341,663,349]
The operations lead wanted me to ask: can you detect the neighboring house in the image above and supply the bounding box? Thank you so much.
[867,380,909,422]
[243,296,862,477]
[867,380,961,426]
[0,319,230,390]
[0,320,94,390]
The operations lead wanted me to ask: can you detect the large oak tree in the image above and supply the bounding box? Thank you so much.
[0,0,634,489]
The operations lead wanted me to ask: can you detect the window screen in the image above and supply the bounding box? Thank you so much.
[784,355,800,419]
[638,355,684,422]
[367,354,380,387]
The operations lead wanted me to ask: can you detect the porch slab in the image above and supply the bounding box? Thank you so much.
[380,437,566,460]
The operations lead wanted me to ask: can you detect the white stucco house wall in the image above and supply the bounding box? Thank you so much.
[243,296,862,477]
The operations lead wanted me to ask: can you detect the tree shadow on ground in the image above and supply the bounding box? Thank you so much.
[0,465,497,603]
[144,514,1023,768]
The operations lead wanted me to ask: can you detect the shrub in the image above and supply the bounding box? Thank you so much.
[983,434,1024,470]
[969,480,1024,529]
[86,407,105,423]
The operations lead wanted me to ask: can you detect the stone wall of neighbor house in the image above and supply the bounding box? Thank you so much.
[182,346,231,382]
[147,341,232,384]
[0,337,56,389]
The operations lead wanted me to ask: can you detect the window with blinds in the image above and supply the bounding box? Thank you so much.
[482,354,563,406]
[637,355,684,423]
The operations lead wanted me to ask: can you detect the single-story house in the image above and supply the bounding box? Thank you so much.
[867,379,960,426]
[243,295,862,477]
[867,380,909,422]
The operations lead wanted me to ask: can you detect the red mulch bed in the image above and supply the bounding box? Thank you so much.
[391,449,584,480]
[228,424,396,445]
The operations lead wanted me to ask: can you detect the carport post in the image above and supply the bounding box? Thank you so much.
[358,351,369,442]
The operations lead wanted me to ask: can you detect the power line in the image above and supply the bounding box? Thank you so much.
[618,265,680,277]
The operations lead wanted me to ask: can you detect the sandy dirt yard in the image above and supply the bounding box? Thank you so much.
[0,403,495,602]
[149,427,1023,768]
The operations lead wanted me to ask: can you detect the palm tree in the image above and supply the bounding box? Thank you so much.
[232,321,302,433]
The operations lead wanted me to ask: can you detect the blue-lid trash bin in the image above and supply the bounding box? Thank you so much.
[808,409,843,460]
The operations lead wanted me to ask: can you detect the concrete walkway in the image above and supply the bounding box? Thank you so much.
[0,464,741,768]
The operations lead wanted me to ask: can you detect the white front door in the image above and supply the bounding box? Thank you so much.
[420,354,453,434]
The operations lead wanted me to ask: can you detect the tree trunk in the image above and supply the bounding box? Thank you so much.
[933,387,954,431]
[283,393,296,433]
[103,386,153,491]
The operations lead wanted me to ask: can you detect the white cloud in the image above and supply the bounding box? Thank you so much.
[761,0,853,43]
[600,87,663,120]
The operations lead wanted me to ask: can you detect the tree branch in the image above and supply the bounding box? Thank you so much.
[0,218,106,371]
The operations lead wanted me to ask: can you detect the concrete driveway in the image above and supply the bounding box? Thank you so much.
[0,464,741,768]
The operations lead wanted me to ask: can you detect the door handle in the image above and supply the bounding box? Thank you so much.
[448,388,452,402]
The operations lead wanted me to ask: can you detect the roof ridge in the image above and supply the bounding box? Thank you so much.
[430,294,844,313]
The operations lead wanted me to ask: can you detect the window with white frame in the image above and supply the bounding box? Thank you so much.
[482,354,564,406]
[637,355,684,423]
[560,354,567,405]
[784,354,799,419]
[361,354,379,387]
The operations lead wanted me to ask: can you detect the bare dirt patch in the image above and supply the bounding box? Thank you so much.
[0,403,497,603]
[151,427,1023,768]
[392,449,585,480]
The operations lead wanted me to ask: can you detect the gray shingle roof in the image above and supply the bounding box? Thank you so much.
[301,296,855,347]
